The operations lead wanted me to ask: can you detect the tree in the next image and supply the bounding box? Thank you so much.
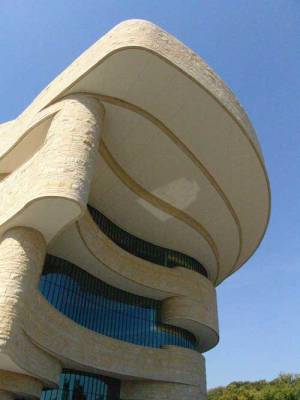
[208,374,300,400]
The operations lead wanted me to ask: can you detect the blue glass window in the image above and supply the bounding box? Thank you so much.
[88,205,207,277]
[39,255,196,349]
[41,369,120,400]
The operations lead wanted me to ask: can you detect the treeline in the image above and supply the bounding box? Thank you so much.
[208,374,300,400]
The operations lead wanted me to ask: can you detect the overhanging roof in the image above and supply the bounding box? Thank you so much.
[0,20,270,284]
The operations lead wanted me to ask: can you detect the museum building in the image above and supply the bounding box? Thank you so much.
[0,20,270,400]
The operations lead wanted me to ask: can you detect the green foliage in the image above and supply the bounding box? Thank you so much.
[208,374,300,400]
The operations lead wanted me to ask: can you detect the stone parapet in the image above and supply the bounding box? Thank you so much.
[162,295,219,352]
[27,293,205,387]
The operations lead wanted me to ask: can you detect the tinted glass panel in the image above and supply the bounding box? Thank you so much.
[88,205,207,277]
[39,255,196,349]
[41,369,120,400]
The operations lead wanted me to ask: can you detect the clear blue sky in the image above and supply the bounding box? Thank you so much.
[0,0,299,390]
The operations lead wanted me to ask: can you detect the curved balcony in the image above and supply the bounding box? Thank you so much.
[88,205,207,277]
[41,369,120,400]
[39,255,196,349]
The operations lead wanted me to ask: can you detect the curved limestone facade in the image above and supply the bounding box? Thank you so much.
[0,20,270,399]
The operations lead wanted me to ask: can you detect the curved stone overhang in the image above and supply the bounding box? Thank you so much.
[49,210,219,353]
[28,293,206,389]
[0,19,270,284]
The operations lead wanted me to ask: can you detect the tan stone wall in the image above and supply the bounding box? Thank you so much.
[26,294,205,387]
[0,95,104,242]
[162,295,219,351]
[76,212,217,303]
[0,370,42,398]
[39,95,104,207]
[0,227,61,387]
[0,391,14,400]
[121,380,207,400]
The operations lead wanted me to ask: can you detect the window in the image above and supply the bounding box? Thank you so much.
[39,255,196,349]
[88,205,207,277]
[41,369,120,400]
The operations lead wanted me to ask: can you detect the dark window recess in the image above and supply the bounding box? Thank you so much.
[88,205,207,277]
[41,369,120,400]
[39,255,197,349]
